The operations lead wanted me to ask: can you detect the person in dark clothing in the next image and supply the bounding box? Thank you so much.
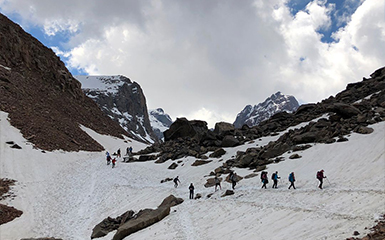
[189,183,195,199]
[261,171,268,189]
[272,171,280,189]
[317,170,326,189]
[214,176,221,191]
[288,172,296,189]
[117,148,121,158]
[112,158,117,168]
[229,172,237,190]
[174,176,180,188]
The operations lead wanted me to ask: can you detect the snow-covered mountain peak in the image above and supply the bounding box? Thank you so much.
[234,91,299,128]
[149,108,173,140]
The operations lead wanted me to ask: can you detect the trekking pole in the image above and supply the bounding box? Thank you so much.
[325,177,331,186]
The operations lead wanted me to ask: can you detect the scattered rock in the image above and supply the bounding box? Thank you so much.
[194,193,202,199]
[209,148,226,158]
[191,160,212,166]
[292,144,312,152]
[204,177,222,188]
[221,190,234,197]
[168,163,178,170]
[337,136,349,142]
[289,154,302,159]
[10,144,22,149]
[160,178,173,183]
[220,135,240,147]
[354,126,374,134]
[244,173,258,179]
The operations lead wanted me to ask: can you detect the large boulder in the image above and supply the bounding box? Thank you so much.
[221,135,240,147]
[91,211,135,239]
[112,195,183,240]
[163,118,209,142]
[293,132,318,144]
[327,103,361,118]
[209,148,226,158]
[213,122,235,136]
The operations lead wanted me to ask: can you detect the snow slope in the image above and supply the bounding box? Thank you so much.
[0,110,384,240]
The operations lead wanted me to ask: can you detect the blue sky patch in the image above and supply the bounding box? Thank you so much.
[286,0,363,43]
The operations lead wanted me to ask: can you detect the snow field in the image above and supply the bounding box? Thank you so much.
[0,110,384,240]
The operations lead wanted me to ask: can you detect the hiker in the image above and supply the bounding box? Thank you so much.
[261,171,268,189]
[174,176,180,188]
[288,172,296,189]
[214,176,221,191]
[189,183,195,199]
[112,158,117,168]
[117,148,121,158]
[126,146,133,156]
[316,170,327,189]
[272,171,280,189]
[229,172,237,190]
[106,152,111,165]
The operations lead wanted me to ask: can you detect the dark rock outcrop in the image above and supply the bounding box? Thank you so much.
[164,118,210,142]
[77,75,158,143]
[0,13,128,151]
[0,178,22,225]
[112,195,183,240]
[221,190,235,197]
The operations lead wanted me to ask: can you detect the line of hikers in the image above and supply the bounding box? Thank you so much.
[260,170,327,189]
[175,169,328,199]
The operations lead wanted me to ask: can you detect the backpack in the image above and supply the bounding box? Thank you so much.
[288,173,294,182]
[316,171,322,179]
[271,173,276,180]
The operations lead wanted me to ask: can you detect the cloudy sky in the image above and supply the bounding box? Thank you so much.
[1,0,384,127]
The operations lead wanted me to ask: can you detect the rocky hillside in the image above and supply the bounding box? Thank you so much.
[75,75,158,143]
[135,67,385,172]
[234,91,299,128]
[0,13,128,151]
[149,108,173,140]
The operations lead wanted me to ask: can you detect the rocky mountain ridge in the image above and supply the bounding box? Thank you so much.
[0,13,128,151]
[76,75,158,143]
[234,91,299,128]
[135,67,385,173]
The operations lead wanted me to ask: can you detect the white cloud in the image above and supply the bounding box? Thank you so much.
[1,0,384,126]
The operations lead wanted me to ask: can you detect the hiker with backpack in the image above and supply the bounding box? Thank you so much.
[214,176,221,191]
[316,170,327,189]
[271,171,280,189]
[112,158,117,168]
[229,172,237,190]
[288,172,296,189]
[106,151,111,165]
[261,171,268,189]
[189,183,195,199]
[174,176,181,188]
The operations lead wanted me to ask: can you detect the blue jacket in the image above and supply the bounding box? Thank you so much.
[288,173,295,182]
